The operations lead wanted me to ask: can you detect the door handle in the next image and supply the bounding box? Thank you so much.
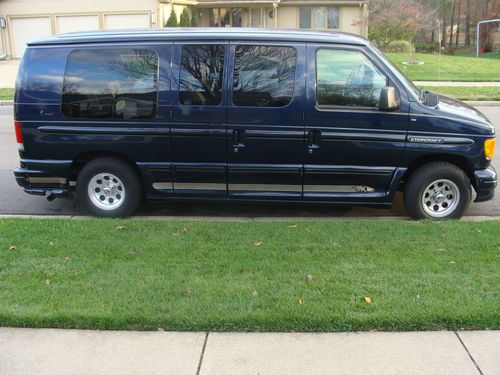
[232,129,245,153]
[307,130,320,153]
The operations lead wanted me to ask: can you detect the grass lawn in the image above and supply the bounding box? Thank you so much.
[386,52,500,82]
[0,218,499,332]
[0,88,14,100]
[420,86,500,101]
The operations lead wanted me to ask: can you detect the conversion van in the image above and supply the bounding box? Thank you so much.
[14,29,496,219]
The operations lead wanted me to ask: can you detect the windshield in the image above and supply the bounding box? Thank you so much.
[368,42,421,101]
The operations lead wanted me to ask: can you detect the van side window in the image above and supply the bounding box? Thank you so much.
[62,49,158,119]
[232,46,296,107]
[316,49,387,107]
[179,45,224,106]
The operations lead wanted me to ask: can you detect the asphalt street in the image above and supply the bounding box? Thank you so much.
[1,105,498,218]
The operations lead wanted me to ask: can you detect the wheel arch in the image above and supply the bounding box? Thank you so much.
[68,151,145,193]
[400,154,475,190]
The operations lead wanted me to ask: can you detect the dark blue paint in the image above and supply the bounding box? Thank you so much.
[14,29,496,209]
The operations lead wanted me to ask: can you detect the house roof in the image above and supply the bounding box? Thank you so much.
[29,28,368,47]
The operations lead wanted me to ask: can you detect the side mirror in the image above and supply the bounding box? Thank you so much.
[379,86,400,111]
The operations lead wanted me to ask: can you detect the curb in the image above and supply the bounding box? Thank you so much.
[0,214,498,221]
[0,100,13,106]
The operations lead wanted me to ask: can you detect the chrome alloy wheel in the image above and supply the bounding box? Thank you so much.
[87,173,125,211]
[421,179,460,218]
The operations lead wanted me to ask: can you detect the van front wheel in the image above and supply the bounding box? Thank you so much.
[76,158,142,217]
[404,162,472,220]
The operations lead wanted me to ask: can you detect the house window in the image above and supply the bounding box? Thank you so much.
[328,7,339,29]
[202,8,247,27]
[251,8,262,27]
[300,6,339,30]
[231,8,242,27]
[312,8,325,29]
[299,7,311,29]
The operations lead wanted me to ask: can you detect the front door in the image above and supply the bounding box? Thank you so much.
[226,43,306,198]
[303,45,409,202]
[170,43,228,196]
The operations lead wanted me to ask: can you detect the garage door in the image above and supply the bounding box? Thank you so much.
[57,15,99,34]
[104,14,150,29]
[11,17,52,58]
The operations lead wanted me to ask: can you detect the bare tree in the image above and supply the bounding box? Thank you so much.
[465,0,471,45]
[368,0,432,47]
[455,0,462,46]
[449,0,456,46]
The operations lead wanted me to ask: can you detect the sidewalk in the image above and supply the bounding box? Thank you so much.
[0,328,498,374]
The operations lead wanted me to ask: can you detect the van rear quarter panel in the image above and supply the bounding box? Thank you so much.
[15,45,172,185]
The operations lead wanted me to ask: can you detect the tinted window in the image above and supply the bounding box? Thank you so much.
[179,45,225,105]
[233,46,296,107]
[316,49,387,107]
[62,49,158,119]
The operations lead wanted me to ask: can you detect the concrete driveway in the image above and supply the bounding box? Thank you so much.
[1,105,498,218]
[0,60,20,88]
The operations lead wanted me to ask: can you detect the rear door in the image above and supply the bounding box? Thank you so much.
[226,42,306,198]
[170,42,228,196]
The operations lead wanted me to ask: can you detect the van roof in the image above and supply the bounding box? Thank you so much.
[28,28,368,47]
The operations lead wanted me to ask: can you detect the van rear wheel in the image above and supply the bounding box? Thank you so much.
[76,158,142,217]
[404,162,471,220]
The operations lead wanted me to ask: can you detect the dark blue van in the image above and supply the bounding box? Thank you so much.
[13,28,496,219]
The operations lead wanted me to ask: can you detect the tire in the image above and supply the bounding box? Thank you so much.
[404,162,472,220]
[76,157,142,217]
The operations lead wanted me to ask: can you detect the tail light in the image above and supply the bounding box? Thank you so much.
[14,121,24,151]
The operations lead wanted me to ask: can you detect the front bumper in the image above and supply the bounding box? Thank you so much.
[474,165,497,202]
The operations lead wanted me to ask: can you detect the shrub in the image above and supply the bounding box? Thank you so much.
[165,8,178,27]
[179,8,191,27]
[443,47,456,56]
[385,40,415,54]
[191,12,198,27]
[415,42,439,53]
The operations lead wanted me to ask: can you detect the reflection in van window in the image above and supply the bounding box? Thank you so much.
[62,49,158,119]
[316,49,387,107]
[233,46,296,107]
[179,45,225,106]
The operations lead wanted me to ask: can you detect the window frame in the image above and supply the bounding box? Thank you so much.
[61,46,160,121]
[177,43,227,107]
[314,47,391,110]
[230,44,298,108]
